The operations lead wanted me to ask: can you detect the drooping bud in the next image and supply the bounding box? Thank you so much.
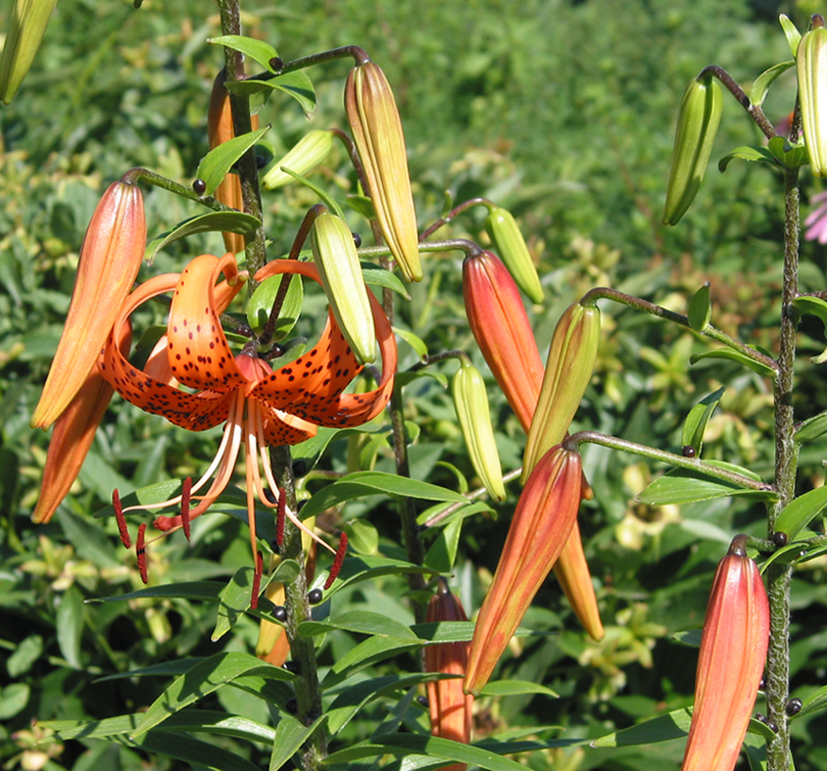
[465,445,582,695]
[798,16,827,178]
[261,129,336,189]
[208,68,259,254]
[425,578,473,771]
[451,360,506,502]
[553,520,604,641]
[345,60,422,282]
[522,302,600,483]
[680,534,769,771]
[485,207,544,304]
[662,72,723,225]
[31,178,146,429]
[0,0,58,104]
[310,211,376,364]
[462,251,545,432]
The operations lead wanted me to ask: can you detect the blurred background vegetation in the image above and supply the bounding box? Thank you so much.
[3,0,827,769]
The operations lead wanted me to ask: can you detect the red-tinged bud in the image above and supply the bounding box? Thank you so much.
[208,68,259,254]
[553,521,604,641]
[522,301,600,483]
[465,445,582,695]
[681,534,770,771]
[32,324,132,524]
[31,180,145,429]
[425,579,473,771]
[462,251,544,433]
[345,60,421,282]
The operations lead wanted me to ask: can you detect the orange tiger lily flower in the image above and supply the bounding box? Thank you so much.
[98,252,396,602]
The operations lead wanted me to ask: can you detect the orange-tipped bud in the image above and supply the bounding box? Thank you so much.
[33,323,131,523]
[425,579,473,771]
[31,178,146,429]
[255,580,290,666]
[681,535,769,771]
[522,301,600,483]
[462,251,545,433]
[208,68,259,254]
[553,521,604,641]
[465,445,582,695]
[345,60,421,282]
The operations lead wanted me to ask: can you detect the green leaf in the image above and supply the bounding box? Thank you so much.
[799,682,827,718]
[478,680,559,698]
[246,273,303,338]
[345,518,380,555]
[774,486,827,540]
[299,471,466,521]
[718,145,777,172]
[270,715,326,771]
[750,60,796,107]
[298,609,420,640]
[329,634,421,675]
[792,296,827,363]
[132,731,262,771]
[90,581,225,603]
[311,555,436,602]
[638,469,773,506]
[131,652,294,737]
[767,136,809,169]
[7,635,43,677]
[195,126,270,196]
[779,14,802,58]
[227,71,316,116]
[0,684,30,720]
[681,386,725,454]
[144,211,260,264]
[212,566,257,642]
[590,708,692,747]
[687,282,711,332]
[393,326,429,359]
[56,585,84,669]
[362,263,411,299]
[423,516,463,573]
[690,347,776,378]
[207,35,279,72]
[795,411,827,443]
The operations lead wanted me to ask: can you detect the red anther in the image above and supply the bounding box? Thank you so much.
[181,477,192,541]
[276,488,286,547]
[113,489,131,548]
[251,550,263,610]
[136,523,148,584]
[324,532,348,590]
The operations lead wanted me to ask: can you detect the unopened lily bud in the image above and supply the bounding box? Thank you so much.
[798,16,827,177]
[485,207,544,304]
[662,73,723,225]
[261,129,335,189]
[681,535,769,771]
[345,60,422,282]
[0,0,57,104]
[465,445,582,695]
[462,251,545,432]
[451,361,506,502]
[310,211,376,364]
[31,178,146,429]
[522,302,600,483]
[425,579,473,771]
[208,69,259,254]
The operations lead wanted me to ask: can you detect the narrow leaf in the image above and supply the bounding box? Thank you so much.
[226,71,316,116]
[56,585,84,669]
[718,145,777,172]
[207,36,279,72]
[795,411,827,443]
[774,486,827,540]
[144,212,260,264]
[687,282,711,332]
[690,347,776,378]
[270,715,326,771]
[779,14,802,58]
[681,386,725,454]
[195,126,270,196]
[750,60,796,107]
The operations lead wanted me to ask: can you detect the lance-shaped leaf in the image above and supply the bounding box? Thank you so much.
[345,61,421,282]
[31,178,146,429]
[522,302,600,483]
[451,361,506,502]
[798,16,827,177]
[680,535,769,771]
[663,72,723,225]
[310,211,376,364]
[0,0,57,104]
[465,445,582,695]
[425,579,473,771]
[485,206,544,304]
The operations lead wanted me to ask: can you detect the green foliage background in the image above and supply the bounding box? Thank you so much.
[3,0,827,769]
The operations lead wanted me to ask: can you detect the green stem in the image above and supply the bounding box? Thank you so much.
[764,166,801,771]
[122,167,239,213]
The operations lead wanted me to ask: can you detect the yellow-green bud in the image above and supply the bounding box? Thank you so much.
[485,207,544,304]
[522,302,600,482]
[0,0,58,104]
[662,73,723,226]
[261,130,336,190]
[798,17,827,178]
[452,361,506,502]
[310,211,376,364]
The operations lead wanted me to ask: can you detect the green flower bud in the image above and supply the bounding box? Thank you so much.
[485,207,544,304]
[261,130,336,190]
[451,361,506,502]
[522,302,600,483]
[798,17,827,177]
[310,211,376,364]
[0,0,58,104]
[662,73,723,226]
